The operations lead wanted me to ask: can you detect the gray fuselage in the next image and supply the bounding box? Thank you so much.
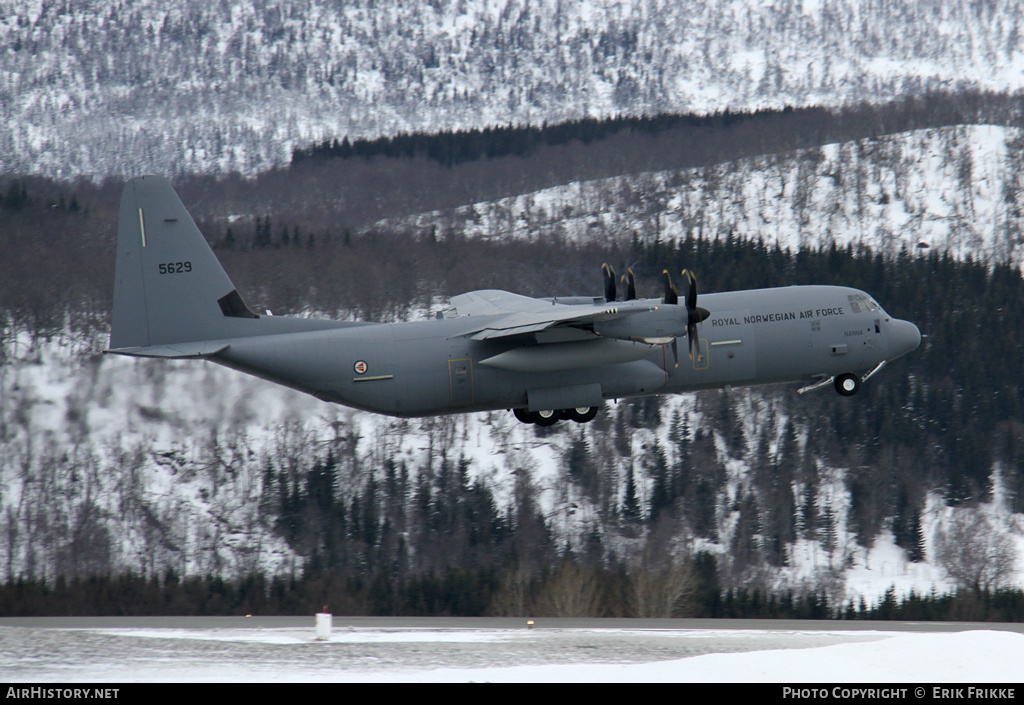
[211,284,919,418]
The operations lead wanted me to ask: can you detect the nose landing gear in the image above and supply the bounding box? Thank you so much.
[834,373,860,396]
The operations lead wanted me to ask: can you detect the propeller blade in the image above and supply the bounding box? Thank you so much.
[662,270,678,305]
[621,268,636,301]
[683,269,711,324]
[671,338,679,368]
[682,269,708,362]
[602,264,617,302]
[683,269,696,308]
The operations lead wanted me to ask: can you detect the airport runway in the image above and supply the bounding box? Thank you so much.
[2,617,1022,682]
[4,615,1024,631]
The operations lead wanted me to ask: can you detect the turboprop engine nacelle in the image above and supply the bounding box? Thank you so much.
[593,306,687,345]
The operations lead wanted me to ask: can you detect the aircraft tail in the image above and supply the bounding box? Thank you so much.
[109,176,259,352]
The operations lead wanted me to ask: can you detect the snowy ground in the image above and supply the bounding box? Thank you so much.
[2,619,1022,683]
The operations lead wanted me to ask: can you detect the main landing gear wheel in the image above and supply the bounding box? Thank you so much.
[512,407,600,424]
[835,373,861,396]
[566,407,598,423]
[530,409,560,426]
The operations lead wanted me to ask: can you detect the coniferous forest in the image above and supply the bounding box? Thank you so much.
[2,98,1024,618]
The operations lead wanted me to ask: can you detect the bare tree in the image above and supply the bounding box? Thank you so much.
[627,528,697,617]
[628,556,697,618]
[934,508,1018,593]
[488,565,532,617]
[534,560,604,617]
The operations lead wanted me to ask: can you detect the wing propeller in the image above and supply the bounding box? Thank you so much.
[598,266,708,366]
[602,267,710,367]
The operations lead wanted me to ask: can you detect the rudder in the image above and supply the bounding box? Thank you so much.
[109,176,255,350]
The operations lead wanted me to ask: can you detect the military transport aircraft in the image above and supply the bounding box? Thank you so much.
[106,176,921,426]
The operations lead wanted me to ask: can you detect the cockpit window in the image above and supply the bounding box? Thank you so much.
[848,294,880,313]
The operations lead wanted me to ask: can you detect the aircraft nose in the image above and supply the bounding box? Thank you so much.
[888,318,921,359]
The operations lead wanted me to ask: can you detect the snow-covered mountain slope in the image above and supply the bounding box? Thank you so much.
[380,124,1024,270]
[2,317,1022,605]
[4,1,1024,608]
[3,122,1024,604]
[3,0,1024,178]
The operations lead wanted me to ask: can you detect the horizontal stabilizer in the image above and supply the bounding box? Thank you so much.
[105,342,229,359]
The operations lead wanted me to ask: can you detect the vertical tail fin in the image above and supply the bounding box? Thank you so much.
[109,176,257,351]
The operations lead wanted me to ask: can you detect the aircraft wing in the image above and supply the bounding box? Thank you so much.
[448,290,552,317]
[449,289,655,341]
